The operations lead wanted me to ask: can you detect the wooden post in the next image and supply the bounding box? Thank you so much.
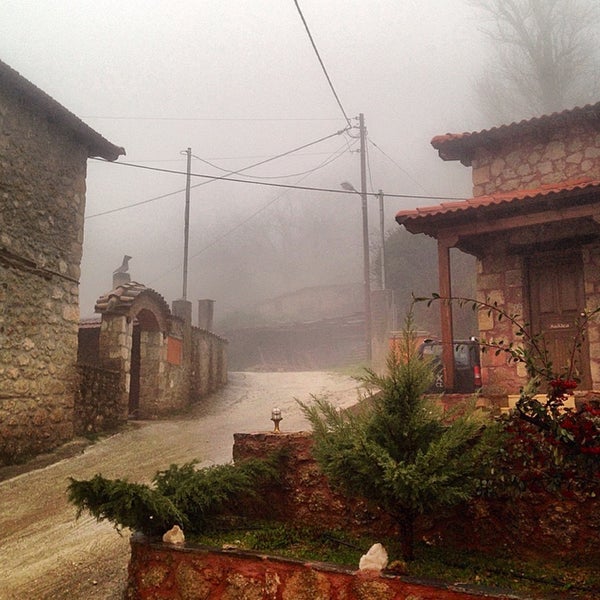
[437,238,456,392]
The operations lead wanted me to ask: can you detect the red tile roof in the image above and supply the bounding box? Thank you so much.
[396,179,600,224]
[432,101,600,164]
[95,281,171,316]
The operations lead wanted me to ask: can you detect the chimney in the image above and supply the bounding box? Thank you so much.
[113,271,131,288]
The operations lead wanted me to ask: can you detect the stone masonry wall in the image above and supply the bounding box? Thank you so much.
[470,124,600,197]
[190,328,227,401]
[126,535,492,600]
[233,432,600,563]
[97,315,131,422]
[582,241,600,389]
[74,364,123,434]
[476,251,527,394]
[0,83,88,464]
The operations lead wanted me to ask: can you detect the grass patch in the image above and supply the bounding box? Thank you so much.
[191,522,599,599]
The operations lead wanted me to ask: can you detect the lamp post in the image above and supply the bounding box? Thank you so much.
[341,179,372,362]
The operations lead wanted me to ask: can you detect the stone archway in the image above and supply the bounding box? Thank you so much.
[95,282,172,420]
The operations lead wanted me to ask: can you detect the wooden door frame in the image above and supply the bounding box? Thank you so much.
[525,248,591,388]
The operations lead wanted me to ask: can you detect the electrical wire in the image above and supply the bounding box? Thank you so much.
[368,139,429,194]
[366,137,375,194]
[81,116,341,122]
[191,138,357,180]
[89,158,468,201]
[292,0,352,127]
[86,127,349,219]
[124,150,340,164]
[148,142,353,285]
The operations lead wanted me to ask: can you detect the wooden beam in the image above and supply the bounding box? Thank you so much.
[437,238,455,392]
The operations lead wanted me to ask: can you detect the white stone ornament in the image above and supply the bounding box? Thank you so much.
[162,524,185,545]
[358,542,388,571]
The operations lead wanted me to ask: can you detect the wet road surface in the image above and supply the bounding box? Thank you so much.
[0,371,361,599]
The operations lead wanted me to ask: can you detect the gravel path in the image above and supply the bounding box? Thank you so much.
[0,371,361,600]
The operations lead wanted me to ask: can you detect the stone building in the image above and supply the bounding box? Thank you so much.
[396,102,600,396]
[0,59,124,464]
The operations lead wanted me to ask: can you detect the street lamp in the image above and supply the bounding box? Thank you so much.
[341,180,372,362]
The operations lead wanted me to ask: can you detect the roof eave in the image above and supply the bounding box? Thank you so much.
[0,59,125,162]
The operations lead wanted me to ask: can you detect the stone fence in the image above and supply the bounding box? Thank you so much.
[74,364,124,435]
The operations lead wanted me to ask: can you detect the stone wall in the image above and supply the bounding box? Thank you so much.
[233,432,393,535]
[0,82,87,464]
[470,124,600,197]
[190,328,227,400]
[475,238,600,394]
[583,242,600,389]
[74,364,124,434]
[476,252,527,393]
[126,535,495,600]
[76,310,227,422]
[233,432,600,563]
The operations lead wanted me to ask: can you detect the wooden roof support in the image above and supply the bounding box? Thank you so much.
[438,237,456,392]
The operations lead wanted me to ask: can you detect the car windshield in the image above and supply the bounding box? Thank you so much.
[421,342,474,367]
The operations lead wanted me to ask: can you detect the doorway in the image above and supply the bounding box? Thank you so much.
[527,250,591,387]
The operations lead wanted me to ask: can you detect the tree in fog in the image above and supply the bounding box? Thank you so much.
[472,0,600,123]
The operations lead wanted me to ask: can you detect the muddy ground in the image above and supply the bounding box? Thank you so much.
[0,371,361,600]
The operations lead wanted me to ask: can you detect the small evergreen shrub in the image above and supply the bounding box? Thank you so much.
[300,313,499,561]
[67,457,278,536]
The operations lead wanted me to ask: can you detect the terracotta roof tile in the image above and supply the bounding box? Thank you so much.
[95,281,171,316]
[432,101,600,163]
[396,179,600,223]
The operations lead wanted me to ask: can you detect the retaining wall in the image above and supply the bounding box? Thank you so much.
[126,534,499,600]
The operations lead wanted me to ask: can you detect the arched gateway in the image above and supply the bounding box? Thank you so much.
[95,281,179,419]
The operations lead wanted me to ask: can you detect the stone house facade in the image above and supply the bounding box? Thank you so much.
[0,59,124,464]
[396,102,600,396]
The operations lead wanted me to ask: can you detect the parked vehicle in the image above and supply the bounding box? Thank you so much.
[418,338,482,394]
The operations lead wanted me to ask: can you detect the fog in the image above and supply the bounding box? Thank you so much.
[0,1,490,324]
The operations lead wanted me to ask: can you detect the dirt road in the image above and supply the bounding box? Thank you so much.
[0,371,361,600]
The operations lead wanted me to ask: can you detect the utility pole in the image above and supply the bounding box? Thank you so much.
[378,189,386,290]
[182,147,191,300]
[359,113,372,362]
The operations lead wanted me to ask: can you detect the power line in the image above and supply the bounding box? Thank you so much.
[191,138,357,180]
[118,150,341,164]
[81,115,341,122]
[368,138,429,194]
[89,157,467,202]
[292,0,352,127]
[149,142,353,285]
[86,127,349,219]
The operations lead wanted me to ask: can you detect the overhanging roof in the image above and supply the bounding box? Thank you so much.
[0,59,125,161]
[396,179,600,243]
[431,101,600,166]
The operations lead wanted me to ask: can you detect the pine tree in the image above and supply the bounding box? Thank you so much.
[300,315,497,561]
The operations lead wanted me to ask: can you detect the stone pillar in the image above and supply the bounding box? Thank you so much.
[97,313,132,422]
[112,271,131,288]
[198,299,215,331]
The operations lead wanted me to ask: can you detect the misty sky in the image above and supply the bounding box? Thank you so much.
[0,1,491,322]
